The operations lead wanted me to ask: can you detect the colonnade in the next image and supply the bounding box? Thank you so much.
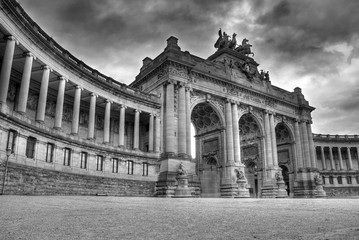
[317,146,359,171]
[164,80,192,157]
[0,35,160,152]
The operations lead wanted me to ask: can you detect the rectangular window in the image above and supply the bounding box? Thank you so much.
[46,143,54,163]
[143,162,148,176]
[127,160,134,175]
[7,129,17,153]
[80,152,87,169]
[337,176,342,184]
[26,137,37,159]
[112,158,119,173]
[347,176,352,184]
[96,155,103,171]
[63,148,71,166]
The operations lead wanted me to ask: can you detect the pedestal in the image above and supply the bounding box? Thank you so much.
[315,183,327,198]
[276,180,288,198]
[236,179,250,198]
[173,175,193,198]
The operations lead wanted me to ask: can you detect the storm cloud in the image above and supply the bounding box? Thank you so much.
[18,0,359,135]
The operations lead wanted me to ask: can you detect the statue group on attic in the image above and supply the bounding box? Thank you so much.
[214,28,254,56]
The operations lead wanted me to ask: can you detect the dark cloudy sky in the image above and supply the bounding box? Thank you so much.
[19,0,359,135]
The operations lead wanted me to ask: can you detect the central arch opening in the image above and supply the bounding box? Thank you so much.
[191,102,223,198]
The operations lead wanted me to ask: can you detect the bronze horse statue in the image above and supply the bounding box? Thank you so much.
[235,38,254,57]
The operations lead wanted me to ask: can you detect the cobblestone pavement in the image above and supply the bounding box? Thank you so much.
[0,196,358,240]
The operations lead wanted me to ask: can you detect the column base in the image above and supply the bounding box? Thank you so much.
[261,185,277,198]
[220,183,239,198]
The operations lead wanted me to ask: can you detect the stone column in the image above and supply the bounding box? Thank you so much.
[133,109,140,150]
[329,147,335,170]
[149,113,154,152]
[338,147,344,170]
[307,122,317,168]
[232,102,240,164]
[36,66,50,122]
[165,81,175,154]
[71,85,82,134]
[0,36,16,106]
[264,111,273,167]
[185,87,192,156]
[294,120,303,169]
[118,105,126,147]
[301,121,311,168]
[347,147,353,170]
[54,77,67,129]
[103,99,111,144]
[269,112,278,166]
[321,146,327,170]
[177,83,187,156]
[16,52,34,113]
[155,115,161,152]
[88,93,97,139]
[225,100,234,165]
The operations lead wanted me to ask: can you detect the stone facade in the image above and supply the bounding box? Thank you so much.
[0,0,357,198]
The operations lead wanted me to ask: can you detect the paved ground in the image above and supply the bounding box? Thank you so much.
[0,196,358,240]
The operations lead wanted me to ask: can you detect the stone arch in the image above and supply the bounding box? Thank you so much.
[191,101,224,134]
[190,98,225,128]
[275,121,295,143]
[238,111,265,138]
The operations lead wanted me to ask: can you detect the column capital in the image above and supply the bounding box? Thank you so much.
[134,109,142,113]
[119,104,127,109]
[90,92,98,97]
[177,81,186,87]
[165,79,177,85]
[75,85,83,90]
[42,65,52,71]
[24,52,34,58]
[59,76,69,82]
[3,35,16,41]
[185,86,192,92]
[105,99,113,104]
[306,120,313,124]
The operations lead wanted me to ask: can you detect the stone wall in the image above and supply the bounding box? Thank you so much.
[324,186,359,198]
[0,162,156,196]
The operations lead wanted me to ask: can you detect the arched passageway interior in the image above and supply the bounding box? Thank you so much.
[191,102,222,197]
[239,113,263,198]
[275,122,294,197]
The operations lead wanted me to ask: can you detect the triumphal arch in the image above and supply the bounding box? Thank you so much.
[130,31,322,198]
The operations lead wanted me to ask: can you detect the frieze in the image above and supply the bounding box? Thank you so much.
[45,100,56,117]
[62,103,73,122]
[169,66,188,79]
[7,82,17,102]
[26,89,38,110]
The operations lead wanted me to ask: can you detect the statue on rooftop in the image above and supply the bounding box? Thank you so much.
[214,28,232,50]
[236,38,254,57]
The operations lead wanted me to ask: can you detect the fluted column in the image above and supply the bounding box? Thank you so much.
[185,87,191,156]
[338,147,344,170]
[88,93,97,139]
[16,52,34,113]
[225,100,234,165]
[329,147,335,170]
[321,146,327,170]
[347,147,353,170]
[232,102,240,164]
[307,122,316,168]
[301,121,311,168]
[36,66,50,122]
[0,36,16,105]
[294,120,303,169]
[54,77,67,129]
[177,83,186,156]
[264,111,273,167]
[118,105,126,147]
[165,81,175,154]
[103,100,111,144]
[269,112,278,166]
[149,113,154,152]
[133,109,140,150]
[71,86,82,134]
[155,115,161,152]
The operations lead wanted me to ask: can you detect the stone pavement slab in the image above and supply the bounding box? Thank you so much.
[0,196,358,240]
